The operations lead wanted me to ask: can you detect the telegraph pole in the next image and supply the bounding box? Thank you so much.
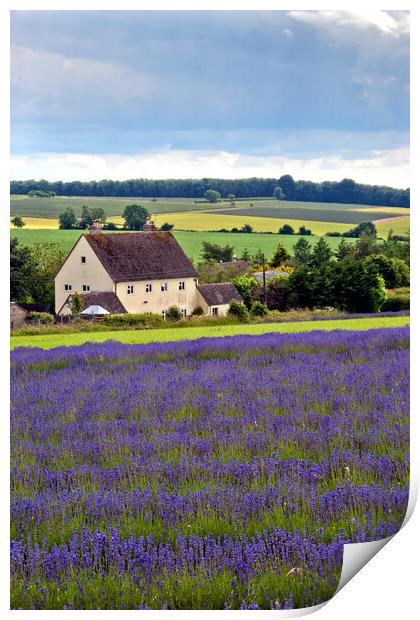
[262,253,267,306]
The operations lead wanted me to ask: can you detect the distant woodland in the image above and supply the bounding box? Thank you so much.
[10,175,409,208]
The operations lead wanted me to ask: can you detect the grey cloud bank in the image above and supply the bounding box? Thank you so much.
[11,10,409,185]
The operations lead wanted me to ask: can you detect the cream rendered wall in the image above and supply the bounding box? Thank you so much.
[55,235,114,314]
[116,277,199,315]
[209,303,230,317]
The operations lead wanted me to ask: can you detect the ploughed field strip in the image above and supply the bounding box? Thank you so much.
[11,328,409,609]
[207,206,407,224]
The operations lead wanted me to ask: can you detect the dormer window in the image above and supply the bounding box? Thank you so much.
[146,283,152,293]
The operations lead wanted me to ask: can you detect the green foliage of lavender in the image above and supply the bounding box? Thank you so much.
[11,328,409,609]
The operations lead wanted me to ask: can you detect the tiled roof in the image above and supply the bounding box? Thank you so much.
[84,232,198,282]
[67,292,127,314]
[197,283,242,306]
[253,270,289,282]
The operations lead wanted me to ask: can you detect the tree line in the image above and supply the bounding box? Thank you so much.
[11,175,409,208]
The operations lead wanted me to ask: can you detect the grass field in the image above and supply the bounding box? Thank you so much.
[10,228,354,260]
[11,315,409,350]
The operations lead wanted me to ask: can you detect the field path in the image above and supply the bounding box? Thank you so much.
[11,315,409,350]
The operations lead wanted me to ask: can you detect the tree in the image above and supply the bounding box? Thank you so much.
[363,255,409,289]
[330,259,386,312]
[293,238,312,268]
[201,241,234,263]
[58,207,77,230]
[298,225,311,236]
[30,242,67,305]
[240,247,251,262]
[354,233,381,259]
[240,224,253,233]
[277,175,296,200]
[204,189,221,203]
[286,269,313,309]
[10,238,37,302]
[227,193,236,204]
[70,292,83,316]
[335,238,353,261]
[123,204,149,230]
[273,186,285,201]
[79,205,106,229]
[232,275,258,309]
[11,216,25,228]
[279,224,295,235]
[310,237,333,269]
[343,221,377,238]
[270,244,291,268]
[160,222,174,231]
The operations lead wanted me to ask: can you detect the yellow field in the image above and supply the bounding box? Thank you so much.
[10,217,59,230]
[152,212,352,235]
[375,216,410,238]
[11,212,410,239]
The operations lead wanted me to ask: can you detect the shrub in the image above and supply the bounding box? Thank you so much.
[250,301,268,317]
[103,313,163,328]
[26,311,54,325]
[227,300,249,322]
[166,306,183,321]
[279,224,295,235]
[382,288,410,311]
[191,306,204,316]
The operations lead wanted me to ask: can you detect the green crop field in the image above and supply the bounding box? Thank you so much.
[10,229,354,262]
[10,315,410,350]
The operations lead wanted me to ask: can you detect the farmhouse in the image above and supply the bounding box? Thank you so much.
[55,220,242,318]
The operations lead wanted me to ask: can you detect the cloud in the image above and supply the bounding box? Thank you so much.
[11,46,165,121]
[10,146,409,188]
[288,10,409,38]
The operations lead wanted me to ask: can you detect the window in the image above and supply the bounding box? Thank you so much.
[181,308,187,318]
[161,282,168,292]
[127,285,134,295]
[212,307,219,316]
[81,256,86,264]
[146,283,152,293]
[161,310,166,319]
[82,284,90,292]
[64,284,72,291]
[179,281,185,291]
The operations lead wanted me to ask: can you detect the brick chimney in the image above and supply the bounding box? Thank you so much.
[89,219,103,234]
[142,216,157,232]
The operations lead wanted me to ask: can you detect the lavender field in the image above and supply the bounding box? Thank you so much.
[11,328,409,610]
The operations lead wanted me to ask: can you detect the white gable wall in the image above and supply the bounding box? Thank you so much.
[55,236,114,314]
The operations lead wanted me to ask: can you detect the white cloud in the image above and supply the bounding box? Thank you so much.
[288,10,409,38]
[10,146,410,189]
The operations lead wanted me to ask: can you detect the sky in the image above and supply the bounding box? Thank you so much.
[10,10,410,187]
